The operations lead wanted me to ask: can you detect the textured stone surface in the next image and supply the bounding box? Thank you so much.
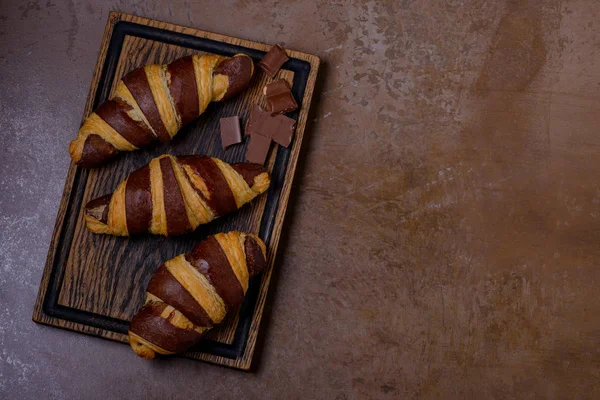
[1,0,600,398]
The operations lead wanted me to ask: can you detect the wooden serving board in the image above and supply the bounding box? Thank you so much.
[32,12,319,370]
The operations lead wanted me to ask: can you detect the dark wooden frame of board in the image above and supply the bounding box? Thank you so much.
[32,12,320,370]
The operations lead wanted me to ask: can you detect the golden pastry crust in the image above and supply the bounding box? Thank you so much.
[213,158,266,209]
[69,113,138,161]
[85,154,270,236]
[113,81,156,137]
[182,164,211,199]
[170,158,214,228]
[128,231,268,358]
[166,255,227,323]
[193,54,224,111]
[145,64,182,137]
[148,156,167,236]
[129,331,173,359]
[69,54,254,167]
[214,232,250,293]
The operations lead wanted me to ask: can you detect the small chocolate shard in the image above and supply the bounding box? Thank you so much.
[245,133,272,165]
[245,105,269,137]
[264,79,298,115]
[219,116,242,149]
[257,44,289,78]
[267,115,296,147]
[245,104,297,147]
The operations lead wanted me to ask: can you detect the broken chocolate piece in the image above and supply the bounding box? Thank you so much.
[264,79,298,115]
[220,116,242,149]
[245,104,297,147]
[245,105,269,137]
[268,115,296,147]
[257,44,289,78]
[256,112,296,147]
[246,133,272,165]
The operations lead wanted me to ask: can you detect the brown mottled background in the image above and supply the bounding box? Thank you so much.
[1,0,599,398]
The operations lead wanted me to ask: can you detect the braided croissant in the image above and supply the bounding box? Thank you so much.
[128,231,266,359]
[84,154,270,236]
[69,54,254,167]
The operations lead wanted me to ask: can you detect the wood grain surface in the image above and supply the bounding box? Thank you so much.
[32,11,320,369]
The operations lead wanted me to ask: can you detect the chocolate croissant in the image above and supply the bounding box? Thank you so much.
[84,154,270,236]
[128,231,266,359]
[69,54,254,167]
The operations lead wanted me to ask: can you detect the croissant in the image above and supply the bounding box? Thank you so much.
[128,231,266,359]
[84,154,270,236]
[69,54,254,167]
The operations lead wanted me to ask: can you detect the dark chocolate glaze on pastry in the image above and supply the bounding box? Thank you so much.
[186,236,245,312]
[125,165,152,234]
[167,56,200,127]
[215,54,254,101]
[159,157,192,236]
[122,67,171,143]
[177,156,238,217]
[79,134,118,168]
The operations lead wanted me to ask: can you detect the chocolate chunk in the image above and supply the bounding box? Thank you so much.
[267,115,296,147]
[245,133,272,165]
[257,44,289,78]
[219,116,242,149]
[245,105,269,137]
[264,79,298,115]
[245,104,297,147]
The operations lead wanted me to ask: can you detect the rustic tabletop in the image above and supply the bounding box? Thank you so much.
[1,0,599,398]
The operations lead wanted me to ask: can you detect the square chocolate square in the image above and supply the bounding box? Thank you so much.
[264,79,298,115]
[220,116,242,149]
[245,133,272,165]
[257,44,289,78]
